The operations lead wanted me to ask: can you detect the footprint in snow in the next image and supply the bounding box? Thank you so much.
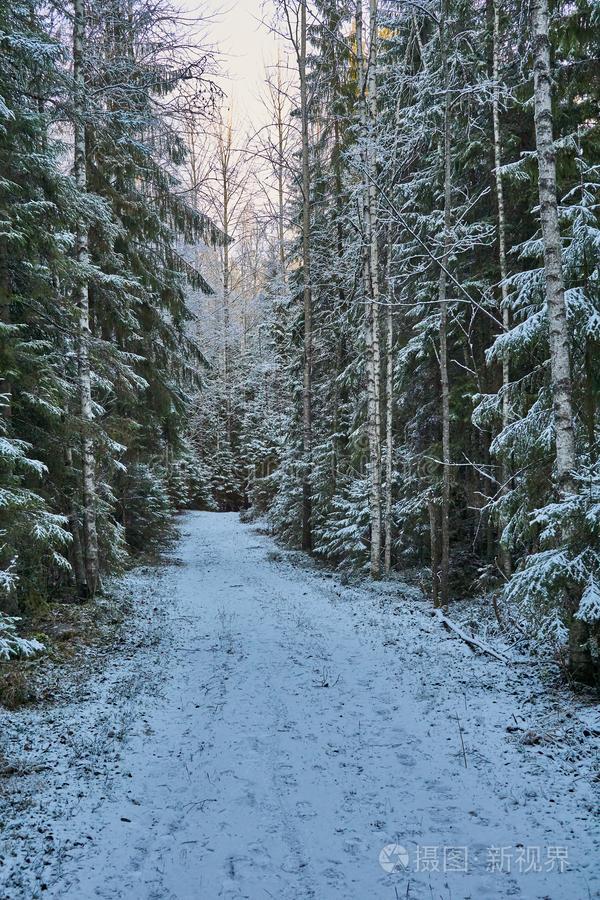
[395,751,417,766]
[295,800,317,819]
[277,763,297,787]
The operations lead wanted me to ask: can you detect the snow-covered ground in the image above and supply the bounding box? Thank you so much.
[1,511,599,899]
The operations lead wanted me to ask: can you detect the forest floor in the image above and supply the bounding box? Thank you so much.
[0,511,599,900]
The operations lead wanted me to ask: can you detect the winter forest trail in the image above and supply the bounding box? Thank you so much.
[2,512,599,900]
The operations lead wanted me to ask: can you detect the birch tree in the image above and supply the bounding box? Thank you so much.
[356,0,383,578]
[265,58,291,284]
[531,0,577,493]
[531,0,590,680]
[73,0,99,597]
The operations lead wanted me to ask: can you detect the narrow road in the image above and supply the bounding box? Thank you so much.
[3,513,598,899]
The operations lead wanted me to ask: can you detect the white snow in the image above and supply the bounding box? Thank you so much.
[1,511,598,899]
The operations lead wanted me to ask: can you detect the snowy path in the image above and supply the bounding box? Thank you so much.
[1,512,598,899]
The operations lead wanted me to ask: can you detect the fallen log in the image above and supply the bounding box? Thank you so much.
[435,610,510,662]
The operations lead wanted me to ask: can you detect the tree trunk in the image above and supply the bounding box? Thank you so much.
[428,499,440,607]
[220,129,232,442]
[384,228,393,575]
[299,0,313,552]
[531,0,576,493]
[276,63,287,285]
[0,268,12,420]
[569,617,595,686]
[73,0,99,598]
[492,0,512,577]
[64,447,87,594]
[331,116,346,494]
[531,0,593,682]
[437,0,452,609]
[357,0,383,578]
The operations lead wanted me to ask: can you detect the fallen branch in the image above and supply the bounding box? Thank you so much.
[0,762,51,777]
[455,712,468,768]
[436,610,510,662]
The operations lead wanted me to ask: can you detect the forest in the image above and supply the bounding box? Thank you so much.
[1,0,599,692]
[1,0,600,896]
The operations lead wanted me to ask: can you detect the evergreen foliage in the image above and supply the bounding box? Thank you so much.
[0,0,220,619]
[220,0,600,682]
[0,0,598,684]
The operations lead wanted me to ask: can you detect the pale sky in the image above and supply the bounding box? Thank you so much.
[189,0,283,132]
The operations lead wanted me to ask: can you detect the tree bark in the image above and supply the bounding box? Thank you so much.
[531,0,593,682]
[357,0,383,578]
[275,62,287,285]
[492,0,512,577]
[64,447,87,593]
[299,0,313,552]
[384,228,393,575]
[0,268,12,420]
[428,499,440,607]
[73,0,99,598]
[437,0,452,608]
[219,122,232,442]
[531,0,576,493]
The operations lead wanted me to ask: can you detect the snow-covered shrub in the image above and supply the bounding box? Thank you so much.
[247,473,278,518]
[165,456,188,509]
[120,463,175,554]
[166,445,216,511]
[267,451,304,547]
[209,441,243,511]
[313,476,370,570]
[504,466,600,646]
[96,478,129,576]
[0,427,72,613]
[0,614,44,660]
[577,576,600,625]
